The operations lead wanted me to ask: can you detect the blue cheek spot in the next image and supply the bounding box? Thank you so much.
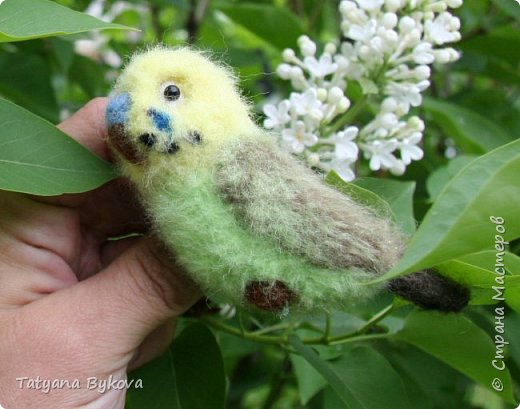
[147,109,172,134]
[106,92,131,126]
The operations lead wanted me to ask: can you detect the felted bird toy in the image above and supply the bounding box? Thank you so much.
[105,46,469,314]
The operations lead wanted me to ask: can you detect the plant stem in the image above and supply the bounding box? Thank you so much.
[150,4,165,41]
[356,303,395,334]
[327,333,389,345]
[308,1,325,31]
[199,303,395,347]
[200,317,288,345]
[186,0,209,44]
[253,322,295,335]
[322,313,332,341]
[326,95,369,135]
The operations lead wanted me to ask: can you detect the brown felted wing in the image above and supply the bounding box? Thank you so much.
[215,136,405,275]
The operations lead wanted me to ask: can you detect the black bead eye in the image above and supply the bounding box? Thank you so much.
[163,84,181,101]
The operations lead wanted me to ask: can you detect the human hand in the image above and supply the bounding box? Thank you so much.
[0,98,201,409]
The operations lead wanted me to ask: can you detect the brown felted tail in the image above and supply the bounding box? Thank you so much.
[387,270,470,312]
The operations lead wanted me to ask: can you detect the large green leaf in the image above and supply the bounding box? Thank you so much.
[0,98,115,195]
[127,324,226,409]
[423,98,512,154]
[395,311,515,403]
[0,51,59,122]
[490,0,520,19]
[505,275,520,314]
[289,337,413,409]
[426,155,477,202]
[377,139,520,280]
[460,27,520,67]
[126,351,182,409]
[325,171,393,219]
[438,253,520,307]
[457,250,520,275]
[70,54,111,98]
[216,3,304,50]
[381,343,473,409]
[290,353,328,405]
[354,178,417,236]
[435,260,498,306]
[0,0,134,43]
[170,324,227,409]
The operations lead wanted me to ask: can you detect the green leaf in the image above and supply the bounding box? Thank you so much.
[0,97,115,195]
[70,54,110,98]
[289,337,413,409]
[289,336,361,408]
[49,37,76,73]
[325,171,393,219]
[126,350,182,409]
[377,139,520,280]
[216,3,304,50]
[505,275,520,313]
[170,324,227,409]
[460,30,520,68]
[128,324,226,409]
[395,311,515,403]
[290,353,328,405]
[490,0,520,19]
[381,343,473,409]
[435,260,498,306]
[0,51,59,122]
[423,98,513,154]
[0,0,135,43]
[443,252,520,307]
[426,155,478,202]
[457,250,520,275]
[354,178,417,236]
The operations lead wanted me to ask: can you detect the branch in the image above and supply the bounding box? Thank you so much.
[199,303,395,347]
[186,0,210,44]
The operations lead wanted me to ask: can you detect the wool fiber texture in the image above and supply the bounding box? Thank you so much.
[105,46,469,313]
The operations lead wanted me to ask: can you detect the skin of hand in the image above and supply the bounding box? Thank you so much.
[0,98,201,409]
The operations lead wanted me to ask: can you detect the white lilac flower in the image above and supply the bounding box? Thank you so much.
[331,159,357,182]
[263,101,291,129]
[363,139,398,170]
[425,12,461,45]
[334,127,360,161]
[304,55,338,78]
[399,132,424,164]
[356,0,385,11]
[282,122,319,154]
[264,0,463,180]
[290,89,324,121]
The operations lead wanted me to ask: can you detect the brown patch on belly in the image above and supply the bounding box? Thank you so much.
[108,124,144,165]
[245,280,297,312]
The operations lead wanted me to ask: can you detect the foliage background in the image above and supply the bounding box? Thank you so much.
[0,0,519,408]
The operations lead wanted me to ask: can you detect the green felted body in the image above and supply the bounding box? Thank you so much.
[139,136,388,313]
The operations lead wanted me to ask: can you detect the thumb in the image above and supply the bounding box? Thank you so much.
[44,236,202,351]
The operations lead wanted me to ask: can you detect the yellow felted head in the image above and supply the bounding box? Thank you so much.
[106,46,257,174]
